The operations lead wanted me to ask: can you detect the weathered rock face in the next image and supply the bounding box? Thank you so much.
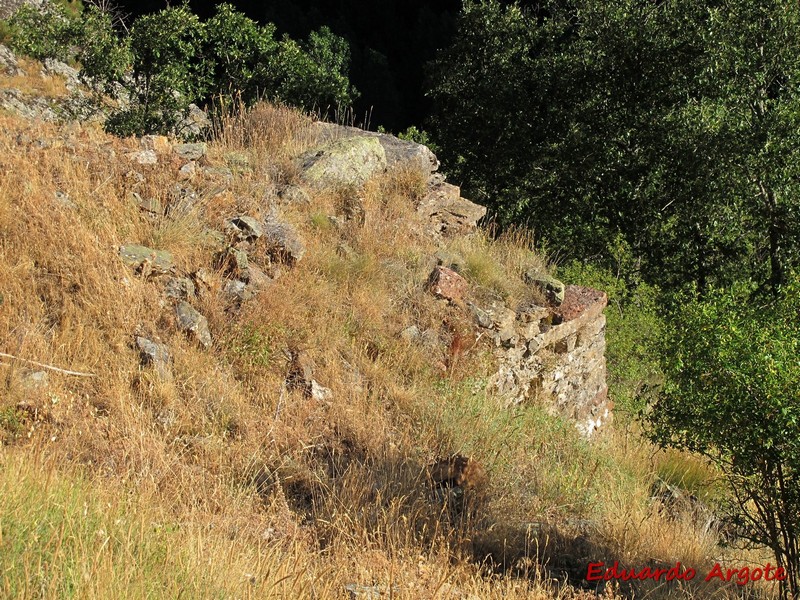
[0,0,42,19]
[524,270,566,306]
[119,244,173,275]
[175,301,212,348]
[0,44,23,76]
[417,178,487,239]
[300,122,485,240]
[263,212,306,265]
[426,265,468,304]
[312,122,440,173]
[135,336,171,380]
[300,136,387,188]
[485,285,611,437]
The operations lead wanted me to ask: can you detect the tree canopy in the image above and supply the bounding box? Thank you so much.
[646,274,800,598]
[429,0,800,296]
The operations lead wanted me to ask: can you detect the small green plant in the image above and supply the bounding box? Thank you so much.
[309,212,333,230]
[233,324,273,368]
[398,125,439,154]
[0,406,24,441]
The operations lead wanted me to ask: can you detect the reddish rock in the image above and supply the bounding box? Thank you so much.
[426,266,468,304]
[555,285,607,322]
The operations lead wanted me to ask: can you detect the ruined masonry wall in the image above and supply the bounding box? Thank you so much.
[486,285,611,437]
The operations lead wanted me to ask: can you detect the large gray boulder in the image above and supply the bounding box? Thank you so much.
[300,135,387,188]
[524,270,565,306]
[312,122,440,174]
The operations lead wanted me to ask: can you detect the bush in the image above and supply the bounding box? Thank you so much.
[7,2,79,62]
[106,5,210,137]
[6,1,355,138]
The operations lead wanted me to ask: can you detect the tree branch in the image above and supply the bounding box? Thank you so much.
[0,352,97,378]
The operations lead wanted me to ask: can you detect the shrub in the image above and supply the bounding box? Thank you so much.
[6,1,355,138]
[106,5,210,137]
[7,2,79,62]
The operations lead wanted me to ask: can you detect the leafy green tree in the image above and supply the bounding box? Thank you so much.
[646,275,800,599]
[429,0,800,296]
[428,0,563,225]
[106,5,210,136]
[204,4,278,104]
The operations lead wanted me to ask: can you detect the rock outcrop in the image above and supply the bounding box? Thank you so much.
[300,136,387,188]
[119,244,174,275]
[417,177,487,240]
[0,0,42,19]
[312,122,439,173]
[302,123,485,240]
[0,44,23,76]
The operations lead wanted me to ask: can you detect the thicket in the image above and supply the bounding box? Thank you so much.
[429,0,800,298]
[4,2,356,136]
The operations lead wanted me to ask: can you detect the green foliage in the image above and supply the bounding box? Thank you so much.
[558,238,663,413]
[76,5,130,94]
[204,3,278,104]
[430,0,800,296]
[270,26,355,112]
[0,458,203,597]
[5,1,356,137]
[398,125,438,153]
[429,0,560,225]
[106,5,210,137]
[646,273,800,597]
[7,2,79,61]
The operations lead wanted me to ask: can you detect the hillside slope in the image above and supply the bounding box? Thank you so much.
[0,53,772,600]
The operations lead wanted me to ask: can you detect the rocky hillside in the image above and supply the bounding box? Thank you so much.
[0,46,763,600]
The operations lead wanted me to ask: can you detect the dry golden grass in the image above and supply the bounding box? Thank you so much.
[447,225,549,307]
[4,56,70,98]
[0,79,779,599]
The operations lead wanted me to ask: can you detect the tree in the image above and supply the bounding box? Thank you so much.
[204,3,278,105]
[269,26,355,113]
[106,5,210,136]
[428,0,800,296]
[645,275,800,599]
[77,5,131,96]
